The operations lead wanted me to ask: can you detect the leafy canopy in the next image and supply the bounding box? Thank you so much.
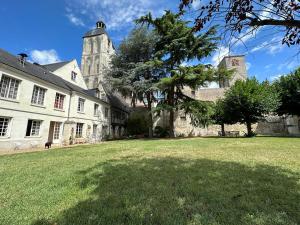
[223,78,279,125]
[273,67,300,116]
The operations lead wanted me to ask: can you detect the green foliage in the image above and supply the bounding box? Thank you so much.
[181,100,215,127]
[212,99,229,125]
[273,68,300,116]
[126,111,150,136]
[106,26,160,106]
[222,78,280,136]
[137,11,231,136]
[154,126,169,138]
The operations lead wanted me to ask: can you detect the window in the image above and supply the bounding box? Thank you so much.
[77,98,85,112]
[31,85,46,105]
[0,75,20,100]
[0,117,10,137]
[232,59,240,66]
[94,78,99,86]
[53,122,61,140]
[191,89,196,97]
[26,120,42,136]
[94,104,99,116]
[76,123,83,138]
[105,107,109,118]
[71,71,77,81]
[54,93,65,109]
[92,124,97,138]
[97,63,100,73]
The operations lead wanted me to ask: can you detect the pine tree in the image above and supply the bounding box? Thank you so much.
[106,27,160,137]
[137,11,225,137]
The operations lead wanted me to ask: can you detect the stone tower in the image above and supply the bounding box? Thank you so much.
[81,21,115,89]
[218,55,247,88]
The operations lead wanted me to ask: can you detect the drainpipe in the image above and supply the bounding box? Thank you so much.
[67,91,73,121]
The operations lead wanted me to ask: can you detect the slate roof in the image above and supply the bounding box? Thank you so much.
[43,61,70,72]
[87,86,129,112]
[0,48,108,104]
[83,27,107,38]
[103,85,129,112]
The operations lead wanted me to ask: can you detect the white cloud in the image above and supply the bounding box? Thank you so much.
[211,46,229,66]
[264,64,273,69]
[67,0,166,30]
[250,36,284,55]
[277,60,299,71]
[30,49,61,65]
[191,0,201,9]
[270,74,283,81]
[246,62,251,70]
[66,13,85,26]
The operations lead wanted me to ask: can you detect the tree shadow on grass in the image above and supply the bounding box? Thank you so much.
[32,158,300,225]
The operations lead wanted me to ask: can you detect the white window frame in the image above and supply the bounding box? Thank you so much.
[0,117,11,137]
[104,107,109,118]
[53,122,62,140]
[92,124,97,138]
[77,98,85,113]
[76,123,83,138]
[71,71,77,81]
[0,74,21,100]
[94,104,99,116]
[31,85,46,105]
[54,93,65,110]
[26,119,42,137]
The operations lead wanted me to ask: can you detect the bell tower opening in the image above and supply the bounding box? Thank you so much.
[96,21,106,29]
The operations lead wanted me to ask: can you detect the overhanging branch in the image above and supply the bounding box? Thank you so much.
[249,19,300,28]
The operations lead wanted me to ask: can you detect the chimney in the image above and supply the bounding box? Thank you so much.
[18,53,28,67]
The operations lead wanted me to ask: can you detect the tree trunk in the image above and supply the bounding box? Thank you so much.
[221,123,225,136]
[246,121,252,137]
[147,93,153,138]
[168,85,175,138]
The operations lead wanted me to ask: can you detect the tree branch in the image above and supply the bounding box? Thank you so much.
[249,19,300,28]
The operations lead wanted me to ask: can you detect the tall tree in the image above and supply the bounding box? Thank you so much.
[180,0,300,46]
[106,27,160,137]
[137,11,223,137]
[273,67,300,116]
[222,78,279,136]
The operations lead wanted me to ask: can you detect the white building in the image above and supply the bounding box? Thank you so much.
[0,49,112,151]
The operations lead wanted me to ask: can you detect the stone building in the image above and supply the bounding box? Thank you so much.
[156,55,300,136]
[81,21,128,137]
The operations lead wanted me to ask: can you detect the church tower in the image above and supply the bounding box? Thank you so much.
[81,21,115,89]
[218,55,247,88]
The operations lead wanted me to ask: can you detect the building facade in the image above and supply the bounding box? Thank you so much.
[0,49,111,151]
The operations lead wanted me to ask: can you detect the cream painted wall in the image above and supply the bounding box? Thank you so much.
[0,62,111,151]
[52,60,88,90]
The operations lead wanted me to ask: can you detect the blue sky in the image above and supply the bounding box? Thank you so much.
[0,0,299,82]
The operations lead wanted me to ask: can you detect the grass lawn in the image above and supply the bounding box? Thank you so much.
[0,137,299,225]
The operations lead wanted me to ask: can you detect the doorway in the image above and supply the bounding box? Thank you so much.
[48,122,62,143]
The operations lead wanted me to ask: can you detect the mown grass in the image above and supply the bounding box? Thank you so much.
[0,137,299,225]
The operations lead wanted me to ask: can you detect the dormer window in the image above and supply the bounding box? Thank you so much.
[71,71,77,81]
